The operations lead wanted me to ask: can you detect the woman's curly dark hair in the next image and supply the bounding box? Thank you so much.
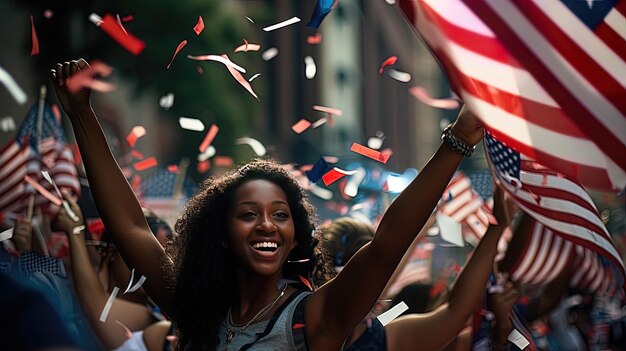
[165,159,333,350]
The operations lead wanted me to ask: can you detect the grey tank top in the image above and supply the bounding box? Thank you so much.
[215,291,310,350]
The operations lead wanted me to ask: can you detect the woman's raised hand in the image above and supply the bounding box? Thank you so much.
[49,59,92,117]
[51,191,84,236]
[450,106,484,147]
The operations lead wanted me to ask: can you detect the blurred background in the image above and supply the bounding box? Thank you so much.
[0,0,624,267]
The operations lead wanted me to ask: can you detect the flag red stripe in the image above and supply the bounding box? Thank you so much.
[463,0,626,171]
[513,1,626,114]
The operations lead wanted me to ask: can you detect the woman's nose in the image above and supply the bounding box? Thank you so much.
[256,215,277,233]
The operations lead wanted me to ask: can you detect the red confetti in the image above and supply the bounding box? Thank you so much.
[196,66,204,74]
[299,275,313,291]
[408,86,460,110]
[234,40,261,52]
[24,175,61,206]
[291,119,311,134]
[30,15,40,56]
[167,165,180,173]
[292,323,305,329]
[71,144,82,165]
[221,54,259,100]
[167,40,187,69]
[131,175,142,193]
[306,33,322,44]
[378,56,397,74]
[126,125,146,148]
[133,157,157,171]
[350,143,391,164]
[99,14,145,55]
[131,150,144,160]
[214,156,233,168]
[199,124,219,153]
[51,104,61,123]
[322,167,357,186]
[43,9,54,19]
[197,160,211,173]
[193,16,205,35]
[429,279,446,298]
[312,105,342,116]
[121,15,134,22]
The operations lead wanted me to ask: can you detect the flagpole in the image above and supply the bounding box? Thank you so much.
[173,157,190,200]
[36,84,47,149]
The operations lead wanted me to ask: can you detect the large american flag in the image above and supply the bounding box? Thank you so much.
[398,0,626,192]
[0,102,80,217]
[484,133,625,293]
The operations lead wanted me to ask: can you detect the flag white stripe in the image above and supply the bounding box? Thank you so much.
[523,229,552,283]
[521,171,599,212]
[426,0,495,37]
[512,222,542,282]
[533,0,626,87]
[604,7,626,40]
[484,0,626,143]
[544,240,572,284]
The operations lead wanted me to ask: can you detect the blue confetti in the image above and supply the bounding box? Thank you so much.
[306,158,329,183]
[307,0,335,29]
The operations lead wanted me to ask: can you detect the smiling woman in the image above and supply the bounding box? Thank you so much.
[50,58,484,351]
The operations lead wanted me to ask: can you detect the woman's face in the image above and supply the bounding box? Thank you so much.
[227,179,297,277]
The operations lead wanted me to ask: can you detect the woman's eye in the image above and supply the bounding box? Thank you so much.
[274,211,289,219]
[240,211,257,219]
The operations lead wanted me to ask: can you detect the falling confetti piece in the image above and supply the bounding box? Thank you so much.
[313,105,342,116]
[199,124,219,153]
[126,126,146,148]
[167,40,187,69]
[350,143,391,164]
[261,47,279,61]
[121,15,134,22]
[221,54,259,100]
[0,228,14,242]
[293,323,306,329]
[263,16,301,32]
[167,165,179,173]
[97,14,145,55]
[387,69,411,83]
[30,15,40,56]
[306,158,329,183]
[234,41,261,53]
[409,86,460,110]
[159,93,174,109]
[385,0,396,4]
[377,301,409,326]
[131,150,143,159]
[193,16,205,35]
[123,268,147,294]
[198,145,216,162]
[197,160,211,173]
[51,104,61,121]
[309,184,333,200]
[99,287,120,322]
[0,66,27,104]
[134,157,157,171]
[245,16,254,23]
[214,156,233,167]
[307,0,335,29]
[291,119,311,134]
[367,136,384,150]
[306,33,322,44]
[179,117,205,131]
[311,117,327,128]
[68,61,115,93]
[304,56,316,79]
[43,9,54,19]
[0,116,16,132]
[248,73,261,82]
[24,175,62,206]
[236,137,266,156]
[116,14,128,35]
[89,13,104,26]
[299,275,313,290]
[322,167,358,186]
[344,167,366,197]
[187,54,246,73]
[196,66,203,74]
[288,258,311,263]
[378,56,398,75]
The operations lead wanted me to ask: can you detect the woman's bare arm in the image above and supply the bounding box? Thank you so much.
[306,108,484,350]
[50,59,173,314]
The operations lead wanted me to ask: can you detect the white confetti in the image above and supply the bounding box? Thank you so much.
[0,66,27,105]
[88,13,103,26]
[123,269,147,294]
[387,69,411,83]
[248,73,261,82]
[311,117,327,128]
[367,137,383,150]
[304,56,316,79]
[0,116,16,132]
[309,184,333,200]
[263,16,300,32]
[245,16,254,23]
[385,0,396,4]
[236,137,266,156]
[179,117,205,132]
[377,301,409,326]
[198,145,216,162]
[186,55,246,73]
[508,329,530,350]
[99,287,120,323]
[159,93,174,110]
[261,47,279,61]
[343,167,366,198]
[0,228,13,242]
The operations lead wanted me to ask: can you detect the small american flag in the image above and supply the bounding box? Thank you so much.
[439,172,493,246]
[0,102,79,216]
[398,0,626,191]
[485,133,625,294]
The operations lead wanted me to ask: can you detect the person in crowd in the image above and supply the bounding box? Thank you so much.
[50,58,483,350]
[323,186,512,351]
[52,191,176,351]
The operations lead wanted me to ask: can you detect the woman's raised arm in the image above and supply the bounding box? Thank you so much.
[306,108,484,350]
[50,59,173,314]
